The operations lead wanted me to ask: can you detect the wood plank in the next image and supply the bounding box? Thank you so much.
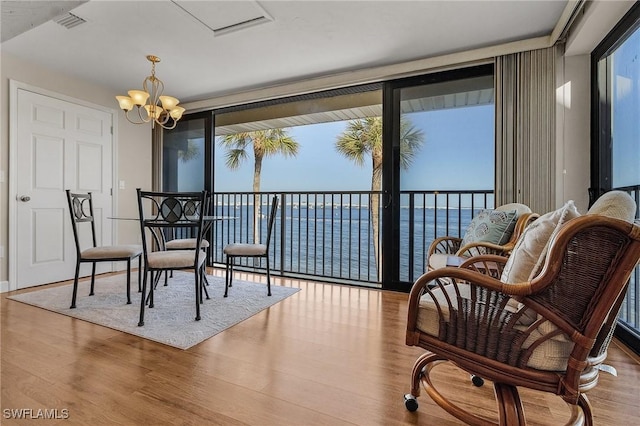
[1,270,639,425]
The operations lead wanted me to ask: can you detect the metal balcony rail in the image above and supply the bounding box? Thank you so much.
[201,190,495,286]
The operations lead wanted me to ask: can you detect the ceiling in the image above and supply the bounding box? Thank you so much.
[1,0,570,109]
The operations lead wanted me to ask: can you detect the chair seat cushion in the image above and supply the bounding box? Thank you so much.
[81,245,142,260]
[428,254,464,270]
[165,238,210,249]
[146,250,206,269]
[417,283,485,336]
[224,243,267,256]
[516,326,572,371]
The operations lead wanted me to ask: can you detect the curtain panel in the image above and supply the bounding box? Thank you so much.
[495,45,559,214]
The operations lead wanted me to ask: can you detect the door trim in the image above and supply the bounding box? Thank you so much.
[8,80,118,292]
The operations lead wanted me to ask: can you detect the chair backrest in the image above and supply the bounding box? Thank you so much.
[65,189,97,254]
[264,195,279,249]
[495,202,532,216]
[136,189,208,262]
[264,196,279,249]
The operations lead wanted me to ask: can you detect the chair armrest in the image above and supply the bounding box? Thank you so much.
[459,254,509,279]
[455,241,514,258]
[427,236,463,258]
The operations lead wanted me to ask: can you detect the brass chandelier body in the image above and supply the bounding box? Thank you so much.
[116,55,185,130]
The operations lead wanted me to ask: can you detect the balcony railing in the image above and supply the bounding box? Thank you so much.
[615,184,640,338]
[204,187,639,340]
[206,190,495,286]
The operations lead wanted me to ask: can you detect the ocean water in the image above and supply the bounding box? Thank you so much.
[207,204,478,284]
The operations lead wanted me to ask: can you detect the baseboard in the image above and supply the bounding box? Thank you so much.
[0,280,10,293]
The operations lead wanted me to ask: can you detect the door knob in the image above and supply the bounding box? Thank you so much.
[20,195,31,202]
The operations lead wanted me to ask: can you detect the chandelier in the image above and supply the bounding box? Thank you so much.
[115,55,185,130]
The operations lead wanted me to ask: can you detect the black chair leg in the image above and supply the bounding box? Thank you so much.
[70,261,80,309]
[194,270,201,321]
[138,268,148,326]
[201,266,210,300]
[224,257,230,297]
[137,256,142,292]
[149,271,155,308]
[126,259,132,304]
[89,263,97,295]
[266,256,272,296]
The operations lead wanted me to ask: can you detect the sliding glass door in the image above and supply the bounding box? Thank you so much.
[382,64,495,290]
[592,2,640,353]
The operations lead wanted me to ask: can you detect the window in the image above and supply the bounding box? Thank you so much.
[592,2,640,353]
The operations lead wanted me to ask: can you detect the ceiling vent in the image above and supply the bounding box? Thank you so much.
[53,12,86,29]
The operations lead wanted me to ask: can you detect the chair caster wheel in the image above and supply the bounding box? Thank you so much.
[404,394,418,412]
[471,375,485,387]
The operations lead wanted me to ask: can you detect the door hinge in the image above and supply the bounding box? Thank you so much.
[110,126,113,135]
[110,188,113,196]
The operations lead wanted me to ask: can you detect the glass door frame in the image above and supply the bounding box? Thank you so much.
[381,64,495,291]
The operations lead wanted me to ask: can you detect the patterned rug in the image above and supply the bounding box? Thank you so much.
[8,271,300,349]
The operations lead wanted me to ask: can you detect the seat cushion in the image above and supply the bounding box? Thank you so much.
[224,243,267,256]
[81,245,142,260]
[165,238,210,249]
[427,253,464,270]
[146,249,206,269]
[516,326,573,371]
[460,209,518,248]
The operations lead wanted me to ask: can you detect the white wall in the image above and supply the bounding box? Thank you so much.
[556,54,592,213]
[0,53,152,284]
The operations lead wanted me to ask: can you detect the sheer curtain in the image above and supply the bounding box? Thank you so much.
[495,45,559,214]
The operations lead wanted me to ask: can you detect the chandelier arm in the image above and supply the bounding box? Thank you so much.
[124,109,145,125]
[136,106,151,124]
[158,119,178,130]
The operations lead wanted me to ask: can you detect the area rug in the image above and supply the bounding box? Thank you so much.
[8,272,300,350]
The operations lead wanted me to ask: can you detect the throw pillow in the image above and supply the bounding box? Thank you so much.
[460,209,518,249]
[500,200,580,325]
[586,190,637,223]
[501,200,580,284]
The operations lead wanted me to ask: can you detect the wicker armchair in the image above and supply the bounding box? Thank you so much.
[404,195,640,425]
[427,203,539,271]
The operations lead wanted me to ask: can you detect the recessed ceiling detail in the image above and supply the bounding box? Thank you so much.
[171,0,272,37]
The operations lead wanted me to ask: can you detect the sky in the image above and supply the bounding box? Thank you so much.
[612,26,640,188]
[210,104,495,193]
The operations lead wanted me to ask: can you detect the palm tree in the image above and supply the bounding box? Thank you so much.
[335,116,424,276]
[219,129,299,242]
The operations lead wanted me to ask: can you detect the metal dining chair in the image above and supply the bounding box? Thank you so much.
[65,190,142,309]
[223,195,279,297]
[136,189,209,326]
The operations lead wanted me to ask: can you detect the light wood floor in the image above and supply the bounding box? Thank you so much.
[2,269,639,425]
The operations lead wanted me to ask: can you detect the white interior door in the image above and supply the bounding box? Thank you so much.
[13,86,113,289]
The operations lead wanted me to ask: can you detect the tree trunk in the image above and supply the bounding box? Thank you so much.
[253,155,263,244]
[371,154,382,280]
